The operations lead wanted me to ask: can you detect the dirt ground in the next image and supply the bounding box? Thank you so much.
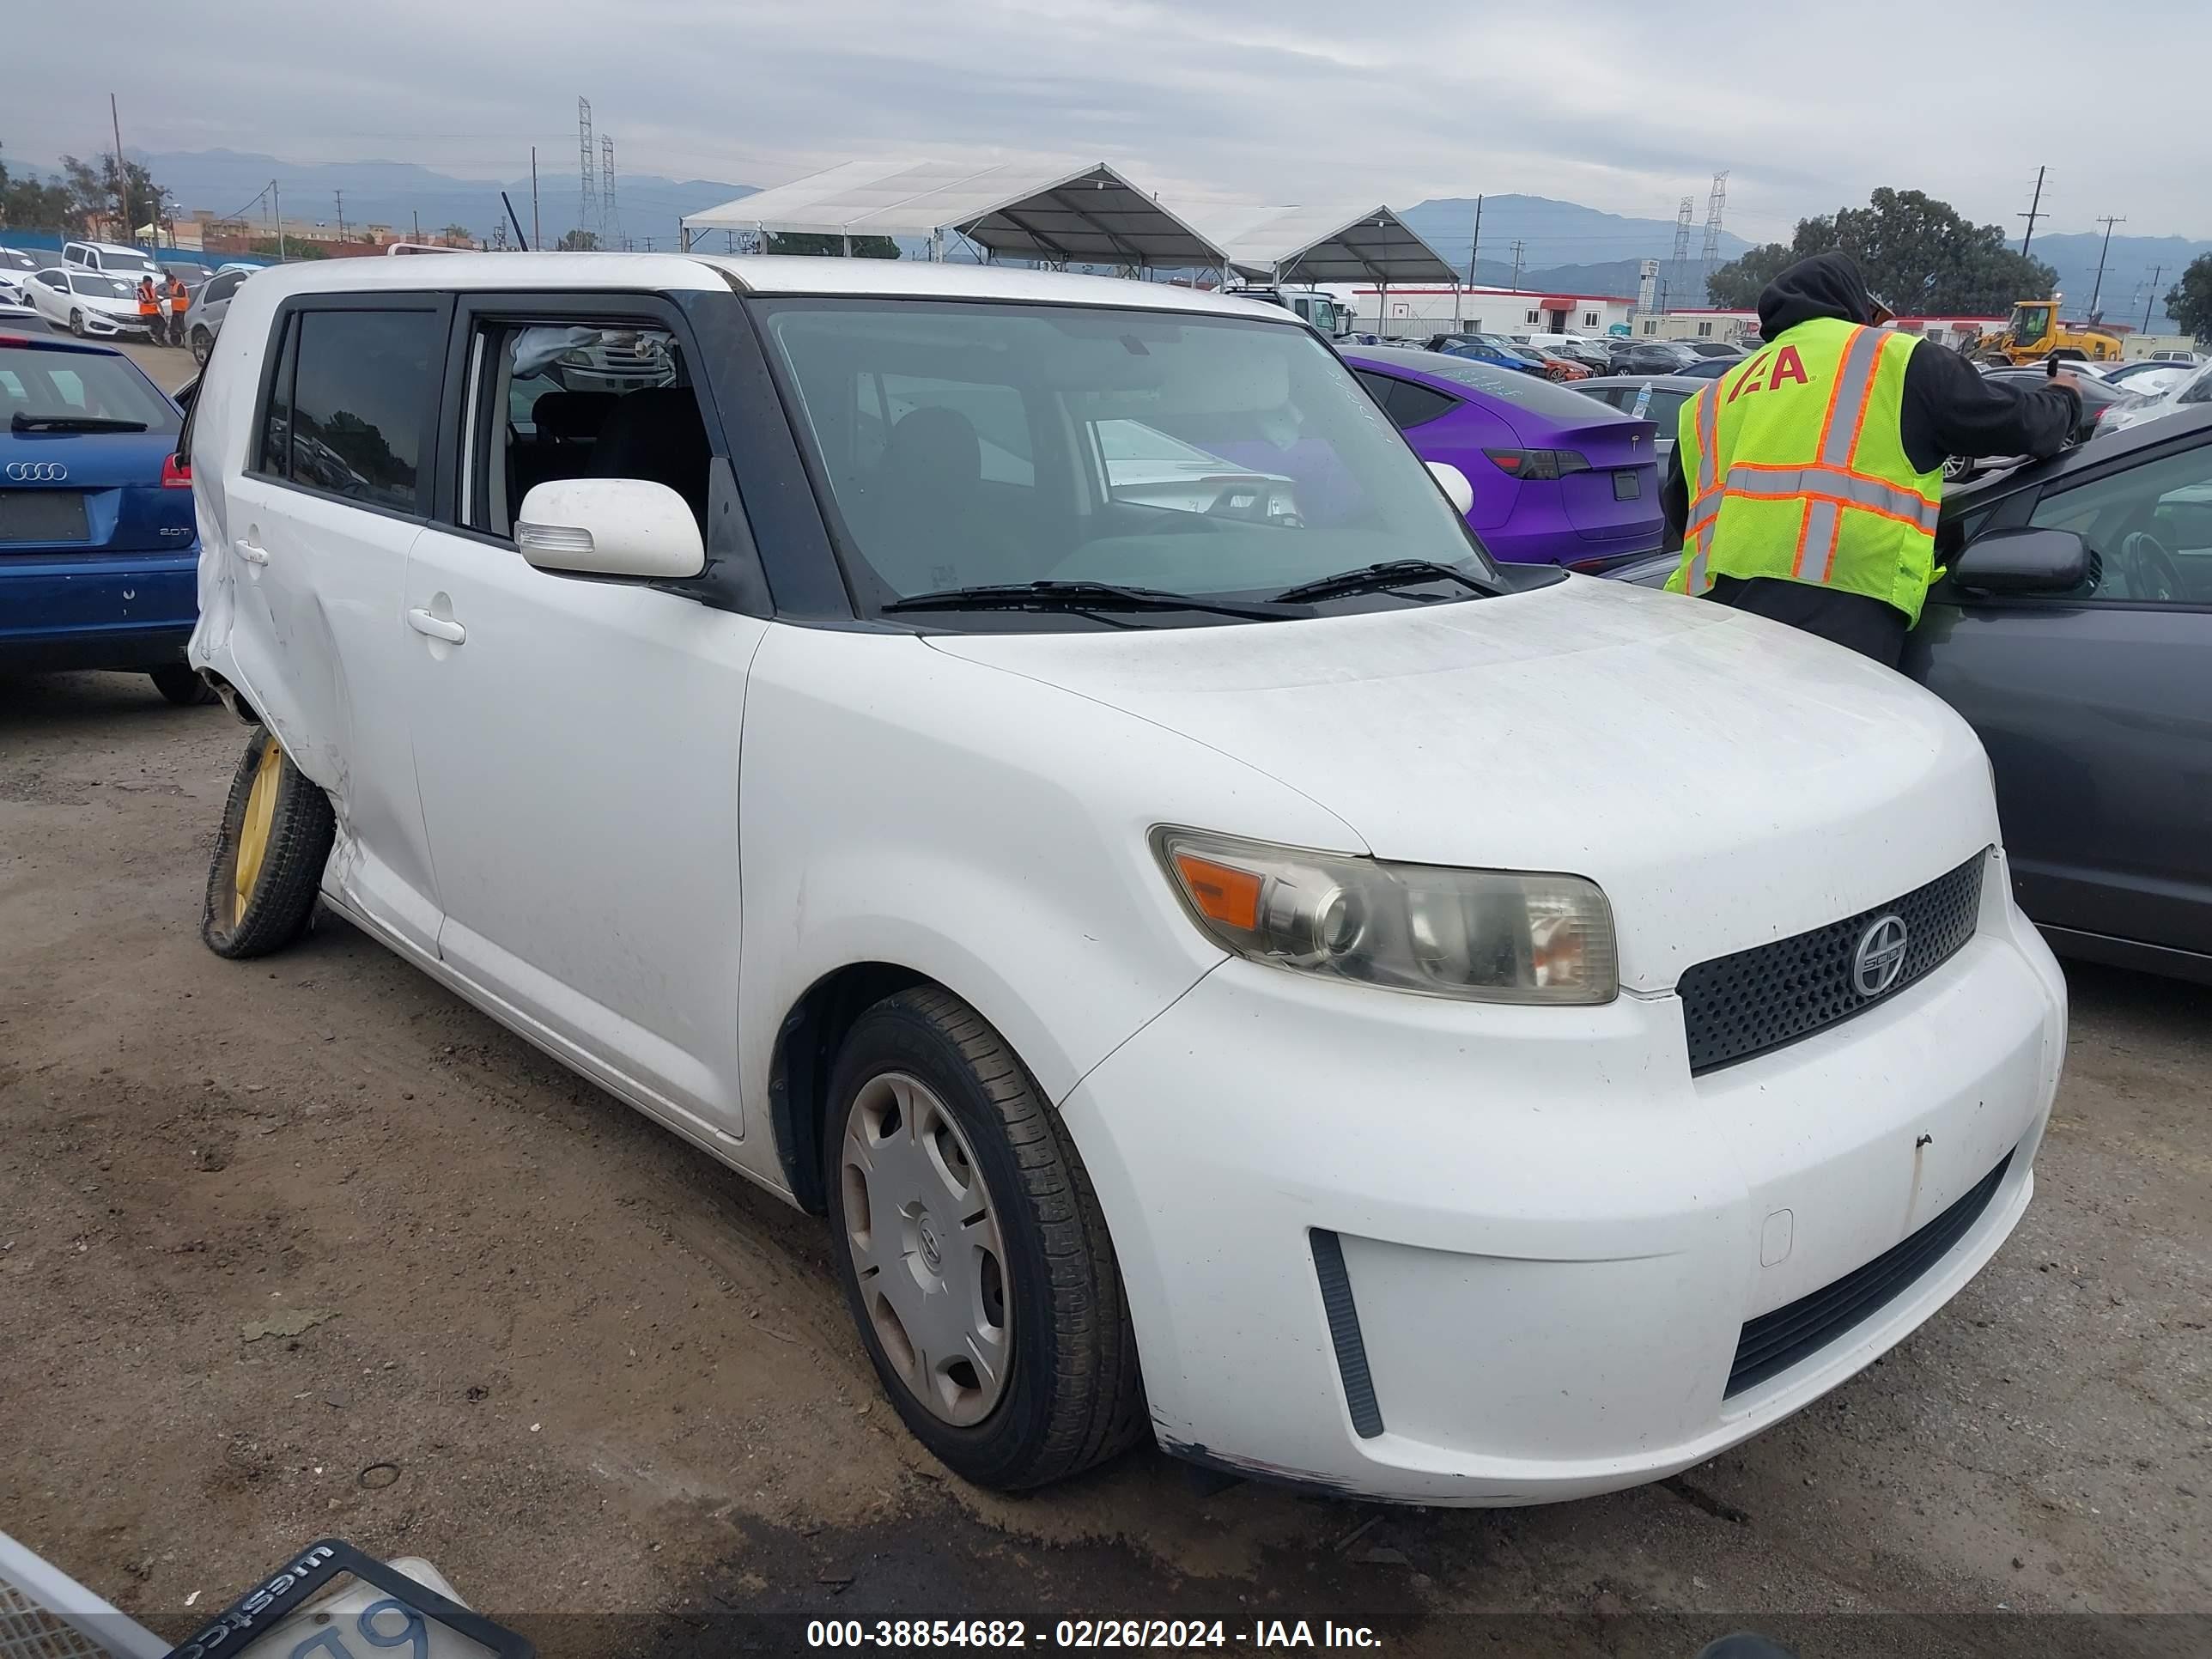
[3,343,2209,1654]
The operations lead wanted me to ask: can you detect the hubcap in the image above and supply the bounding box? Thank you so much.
[840,1072,1011,1425]
[234,740,283,924]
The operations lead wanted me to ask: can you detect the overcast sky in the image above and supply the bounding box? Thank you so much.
[9,0,2209,242]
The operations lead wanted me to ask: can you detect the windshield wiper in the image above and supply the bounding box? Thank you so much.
[883,580,1299,623]
[11,413,149,432]
[1271,560,1490,604]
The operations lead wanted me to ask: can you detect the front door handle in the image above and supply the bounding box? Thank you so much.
[405,607,465,645]
[236,539,269,565]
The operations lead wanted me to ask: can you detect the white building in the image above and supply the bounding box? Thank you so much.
[1323,283,1637,340]
[1642,307,1759,342]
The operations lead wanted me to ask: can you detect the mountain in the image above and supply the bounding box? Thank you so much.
[18,148,757,249]
[1399,195,1752,279]
[2014,231,2206,332]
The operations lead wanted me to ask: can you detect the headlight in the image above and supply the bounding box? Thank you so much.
[1154,828,1617,1006]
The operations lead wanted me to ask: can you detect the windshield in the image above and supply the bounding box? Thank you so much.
[758,299,1498,623]
[1,249,35,272]
[0,347,179,432]
[70,273,137,300]
[2009,305,2051,345]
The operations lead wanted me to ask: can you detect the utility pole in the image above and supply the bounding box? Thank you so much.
[2018,166,2048,257]
[271,178,284,262]
[2143,264,2164,337]
[530,146,541,251]
[335,190,346,246]
[109,93,128,240]
[1508,240,1525,293]
[412,210,420,241]
[2087,215,2125,315]
[1455,194,1483,330]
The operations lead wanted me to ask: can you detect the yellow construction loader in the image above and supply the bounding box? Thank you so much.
[1971,299,2124,366]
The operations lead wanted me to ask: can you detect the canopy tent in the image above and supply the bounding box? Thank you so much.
[1204,204,1459,285]
[681,158,1230,270]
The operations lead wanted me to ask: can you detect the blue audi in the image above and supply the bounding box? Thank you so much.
[0,330,211,702]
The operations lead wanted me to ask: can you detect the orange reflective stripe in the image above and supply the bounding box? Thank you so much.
[1730,483,1933,535]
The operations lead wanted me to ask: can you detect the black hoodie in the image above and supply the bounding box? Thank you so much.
[1661,252,2083,545]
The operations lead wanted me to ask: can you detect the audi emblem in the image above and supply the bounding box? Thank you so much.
[1852,915,1911,999]
[5,461,68,482]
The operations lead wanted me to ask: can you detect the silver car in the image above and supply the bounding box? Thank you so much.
[184,266,253,367]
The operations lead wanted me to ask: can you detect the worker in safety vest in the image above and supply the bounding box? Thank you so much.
[136,275,161,336]
[1662,252,2086,665]
[165,273,190,347]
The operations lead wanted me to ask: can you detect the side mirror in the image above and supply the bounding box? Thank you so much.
[1949,526,2087,595]
[1427,459,1474,515]
[515,478,705,580]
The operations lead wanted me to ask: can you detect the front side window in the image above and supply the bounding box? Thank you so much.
[36,270,66,291]
[2027,444,2212,605]
[759,300,1496,617]
[465,318,706,540]
[260,308,439,512]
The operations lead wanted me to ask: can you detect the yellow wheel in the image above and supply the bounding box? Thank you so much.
[202,726,335,959]
[233,738,283,927]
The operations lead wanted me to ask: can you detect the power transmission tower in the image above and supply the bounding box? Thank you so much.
[601,135,620,250]
[2018,166,2048,257]
[577,97,599,246]
[1508,240,1525,292]
[1664,195,1694,311]
[1699,170,1729,282]
[2087,214,2125,315]
[2143,264,2164,335]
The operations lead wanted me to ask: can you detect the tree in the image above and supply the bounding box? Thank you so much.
[1707,189,2055,316]
[0,147,75,231]
[556,228,600,252]
[2165,255,2212,343]
[437,223,474,246]
[59,151,168,238]
[765,231,900,259]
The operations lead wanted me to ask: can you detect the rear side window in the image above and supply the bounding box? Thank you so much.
[1380,379,1455,429]
[259,307,441,513]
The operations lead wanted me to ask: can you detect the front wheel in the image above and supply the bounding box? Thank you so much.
[202,726,336,959]
[68,309,84,337]
[824,988,1146,1490]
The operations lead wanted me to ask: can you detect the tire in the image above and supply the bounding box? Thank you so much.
[201,726,336,960]
[68,309,84,337]
[190,326,212,368]
[823,987,1146,1490]
[149,663,219,706]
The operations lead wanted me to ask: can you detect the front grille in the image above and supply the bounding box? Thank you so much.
[1679,851,1985,1076]
[1726,1151,2013,1397]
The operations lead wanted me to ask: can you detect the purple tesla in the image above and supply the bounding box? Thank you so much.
[1343,344,1663,570]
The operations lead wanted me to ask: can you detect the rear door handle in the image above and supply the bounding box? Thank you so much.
[405,607,466,645]
[236,539,269,565]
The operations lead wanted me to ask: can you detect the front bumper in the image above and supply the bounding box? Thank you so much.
[77,311,150,337]
[0,549,200,671]
[1061,853,2065,1504]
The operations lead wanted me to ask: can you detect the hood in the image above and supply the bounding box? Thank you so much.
[925,579,1997,992]
[1758,252,1875,338]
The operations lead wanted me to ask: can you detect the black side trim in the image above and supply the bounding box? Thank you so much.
[1726,1150,2014,1398]
[1310,1229,1384,1439]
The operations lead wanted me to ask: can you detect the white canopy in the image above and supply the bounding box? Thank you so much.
[1206,204,1458,285]
[682,158,1230,269]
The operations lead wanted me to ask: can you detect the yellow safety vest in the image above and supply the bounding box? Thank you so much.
[1665,318,1944,624]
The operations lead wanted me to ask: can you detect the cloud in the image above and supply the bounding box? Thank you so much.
[8,0,2207,240]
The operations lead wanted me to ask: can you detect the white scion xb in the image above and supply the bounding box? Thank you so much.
[185,254,2066,1501]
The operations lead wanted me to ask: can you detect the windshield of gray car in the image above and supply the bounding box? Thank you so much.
[756,298,1502,625]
